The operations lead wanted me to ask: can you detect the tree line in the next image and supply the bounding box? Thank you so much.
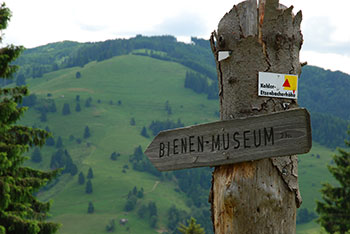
[9,35,216,87]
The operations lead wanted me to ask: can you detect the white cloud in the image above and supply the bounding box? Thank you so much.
[301,50,350,75]
[2,0,350,74]
[151,11,208,37]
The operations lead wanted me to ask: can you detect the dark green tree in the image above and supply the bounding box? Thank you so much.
[137,187,144,198]
[21,93,37,107]
[316,128,350,234]
[110,152,120,160]
[49,100,57,113]
[87,201,94,214]
[40,111,47,122]
[85,97,92,107]
[76,95,80,102]
[296,208,317,225]
[105,219,115,232]
[178,217,205,234]
[75,103,81,112]
[62,103,71,115]
[56,136,63,148]
[0,4,60,233]
[137,205,147,218]
[124,196,137,212]
[46,136,55,146]
[84,126,91,139]
[87,167,94,179]
[75,71,81,79]
[50,149,77,176]
[150,215,157,228]
[31,147,42,163]
[141,126,149,138]
[167,205,188,231]
[16,74,26,86]
[148,201,157,217]
[130,117,136,126]
[78,171,85,185]
[132,186,137,195]
[85,179,93,194]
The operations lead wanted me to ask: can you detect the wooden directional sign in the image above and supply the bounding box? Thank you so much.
[144,108,312,171]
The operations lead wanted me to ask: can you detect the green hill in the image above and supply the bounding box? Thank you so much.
[21,54,218,234]
[8,36,350,233]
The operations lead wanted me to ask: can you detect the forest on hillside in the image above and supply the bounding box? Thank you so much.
[7,35,350,149]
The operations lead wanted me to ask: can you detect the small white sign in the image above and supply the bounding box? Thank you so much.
[258,72,298,99]
[218,51,232,61]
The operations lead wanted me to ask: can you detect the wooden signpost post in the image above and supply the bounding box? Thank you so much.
[145,0,308,233]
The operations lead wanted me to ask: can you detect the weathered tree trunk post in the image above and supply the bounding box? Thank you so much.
[209,0,303,233]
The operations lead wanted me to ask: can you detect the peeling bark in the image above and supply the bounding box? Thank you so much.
[210,0,303,233]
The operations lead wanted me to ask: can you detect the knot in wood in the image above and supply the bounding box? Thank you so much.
[274,33,290,50]
[218,35,225,48]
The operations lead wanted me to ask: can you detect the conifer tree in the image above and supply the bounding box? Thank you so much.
[75,71,81,79]
[316,128,350,234]
[75,103,81,112]
[84,126,91,139]
[0,4,60,233]
[46,136,55,146]
[50,100,57,112]
[31,147,42,163]
[56,136,63,148]
[130,117,136,126]
[87,167,94,179]
[78,171,85,185]
[85,97,92,107]
[141,126,149,138]
[178,217,205,234]
[85,179,93,194]
[87,201,94,214]
[40,111,47,122]
[105,219,115,232]
[62,103,71,115]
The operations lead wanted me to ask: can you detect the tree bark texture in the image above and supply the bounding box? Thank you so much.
[209,0,303,233]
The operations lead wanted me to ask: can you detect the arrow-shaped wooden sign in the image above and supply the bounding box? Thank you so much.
[144,108,311,171]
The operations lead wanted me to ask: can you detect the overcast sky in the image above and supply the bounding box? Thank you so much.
[3,0,350,74]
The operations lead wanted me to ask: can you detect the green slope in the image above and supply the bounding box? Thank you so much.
[19,52,340,234]
[22,54,218,234]
[296,143,336,233]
